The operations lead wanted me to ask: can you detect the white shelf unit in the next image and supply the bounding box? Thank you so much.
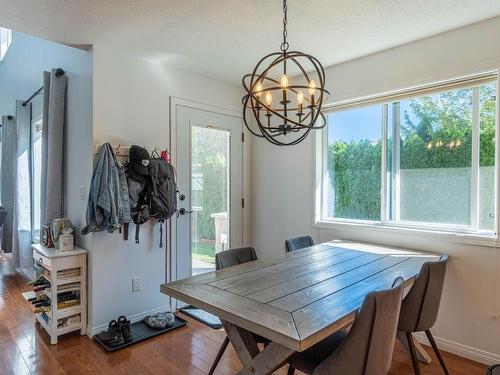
[31,243,87,344]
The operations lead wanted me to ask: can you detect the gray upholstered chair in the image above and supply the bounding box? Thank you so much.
[287,277,404,375]
[209,247,265,375]
[215,246,257,269]
[398,255,449,375]
[285,235,315,252]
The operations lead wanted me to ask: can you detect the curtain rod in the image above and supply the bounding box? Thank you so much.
[22,68,65,106]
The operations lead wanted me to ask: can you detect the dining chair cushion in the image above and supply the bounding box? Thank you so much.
[398,255,449,333]
[285,236,315,252]
[215,247,257,270]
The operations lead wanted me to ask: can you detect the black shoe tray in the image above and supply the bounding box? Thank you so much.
[93,314,187,352]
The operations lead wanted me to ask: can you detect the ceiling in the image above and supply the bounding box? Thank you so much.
[1,0,500,84]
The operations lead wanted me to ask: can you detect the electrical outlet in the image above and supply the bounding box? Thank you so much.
[132,277,141,292]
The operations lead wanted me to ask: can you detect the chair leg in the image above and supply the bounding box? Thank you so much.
[406,332,421,375]
[286,365,295,375]
[208,335,230,375]
[425,330,449,375]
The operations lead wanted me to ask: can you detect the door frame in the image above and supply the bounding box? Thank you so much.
[168,97,251,293]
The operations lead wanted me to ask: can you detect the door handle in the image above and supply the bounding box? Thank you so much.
[178,208,193,215]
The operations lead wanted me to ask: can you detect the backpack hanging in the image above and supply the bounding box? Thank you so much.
[148,152,178,247]
[125,145,151,244]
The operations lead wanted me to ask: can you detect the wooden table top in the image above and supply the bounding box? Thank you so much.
[161,241,441,352]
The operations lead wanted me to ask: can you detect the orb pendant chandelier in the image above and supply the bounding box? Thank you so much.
[242,0,330,146]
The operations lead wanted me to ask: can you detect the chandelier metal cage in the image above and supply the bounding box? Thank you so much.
[242,0,330,146]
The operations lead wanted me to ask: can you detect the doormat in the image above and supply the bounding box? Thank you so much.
[179,305,222,329]
[94,315,187,352]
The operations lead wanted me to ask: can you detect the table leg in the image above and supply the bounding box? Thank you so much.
[223,322,295,375]
[397,331,432,364]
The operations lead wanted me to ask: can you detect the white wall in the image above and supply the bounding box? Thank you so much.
[0,31,93,250]
[252,16,500,363]
[89,45,242,332]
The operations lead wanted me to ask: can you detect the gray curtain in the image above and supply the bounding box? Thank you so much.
[41,69,67,224]
[0,115,16,253]
[13,101,32,270]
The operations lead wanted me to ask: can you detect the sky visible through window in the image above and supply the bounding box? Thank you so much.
[328,101,415,143]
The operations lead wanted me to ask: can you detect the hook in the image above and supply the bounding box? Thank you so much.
[115,144,121,156]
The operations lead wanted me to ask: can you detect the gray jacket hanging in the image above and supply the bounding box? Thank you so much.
[81,143,132,234]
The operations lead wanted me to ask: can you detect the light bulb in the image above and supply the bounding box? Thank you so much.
[308,80,316,95]
[280,74,288,88]
[254,82,263,98]
[427,142,433,150]
[297,91,304,105]
[265,91,273,107]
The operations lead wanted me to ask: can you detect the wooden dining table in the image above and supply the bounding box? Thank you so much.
[161,241,442,375]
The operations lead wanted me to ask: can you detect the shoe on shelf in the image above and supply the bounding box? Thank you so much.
[117,315,133,343]
[95,320,124,348]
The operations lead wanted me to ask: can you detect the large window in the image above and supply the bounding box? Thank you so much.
[319,74,498,235]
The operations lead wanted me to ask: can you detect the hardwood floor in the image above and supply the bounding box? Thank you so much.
[0,252,487,375]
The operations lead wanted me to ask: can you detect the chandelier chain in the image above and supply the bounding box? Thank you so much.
[281,0,289,52]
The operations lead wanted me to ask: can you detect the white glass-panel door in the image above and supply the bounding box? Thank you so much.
[174,105,243,289]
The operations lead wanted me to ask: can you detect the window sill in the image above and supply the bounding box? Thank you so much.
[313,220,498,248]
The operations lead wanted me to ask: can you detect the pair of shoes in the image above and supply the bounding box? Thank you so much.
[144,312,175,329]
[95,320,124,348]
[95,316,133,348]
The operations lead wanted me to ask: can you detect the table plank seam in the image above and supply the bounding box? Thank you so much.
[236,251,377,297]
[204,284,303,341]
[250,254,391,304]
[207,247,354,289]
[287,256,412,313]
[290,309,302,342]
[162,284,302,344]
[184,261,276,285]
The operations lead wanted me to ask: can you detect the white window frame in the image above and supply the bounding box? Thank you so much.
[314,71,500,243]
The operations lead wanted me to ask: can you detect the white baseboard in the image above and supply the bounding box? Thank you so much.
[88,304,172,337]
[414,332,500,366]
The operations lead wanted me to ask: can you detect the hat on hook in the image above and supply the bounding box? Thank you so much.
[129,145,150,179]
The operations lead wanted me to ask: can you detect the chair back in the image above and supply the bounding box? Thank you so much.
[285,236,315,252]
[398,255,449,332]
[314,278,404,375]
[215,247,258,270]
